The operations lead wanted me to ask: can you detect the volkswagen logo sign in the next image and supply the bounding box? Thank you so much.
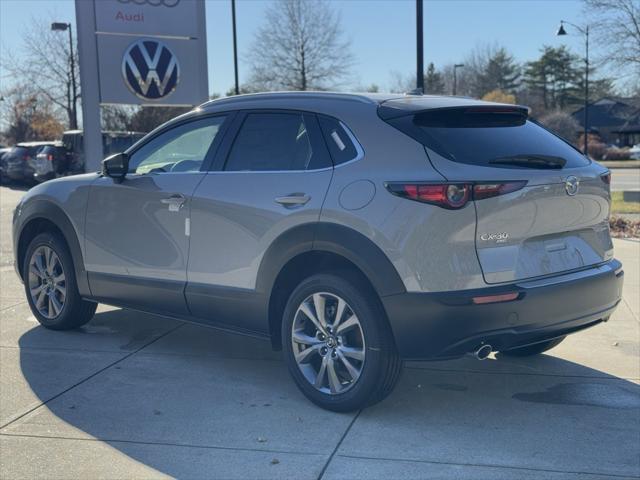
[122,39,180,101]
[565,175,579,196]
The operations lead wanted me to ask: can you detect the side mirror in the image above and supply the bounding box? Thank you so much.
[102,153,128,182]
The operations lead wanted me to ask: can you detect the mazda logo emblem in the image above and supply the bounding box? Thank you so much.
[122,39,180,100]
[565,176,579,196]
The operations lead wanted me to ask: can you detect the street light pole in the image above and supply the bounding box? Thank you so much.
[51,22,78,129]
[416,0,424,93]
[585,25,589,155]
[557,20,590,155]
[453,63,464,96]
[68,24,78,130]
[231,0,240,95]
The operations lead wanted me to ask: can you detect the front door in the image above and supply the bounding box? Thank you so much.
[84,115,229,315]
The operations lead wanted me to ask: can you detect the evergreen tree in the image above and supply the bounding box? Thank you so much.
[524,46,583,110]
[478,48,520,94]
[424,63,445,94]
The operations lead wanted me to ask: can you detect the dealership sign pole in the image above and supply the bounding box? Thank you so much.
[75,0,208,172]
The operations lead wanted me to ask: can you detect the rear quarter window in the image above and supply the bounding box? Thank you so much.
[318,116,361,166]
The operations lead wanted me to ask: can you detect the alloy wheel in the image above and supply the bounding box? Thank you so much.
[28,245,66,319]
[291,292,366,394]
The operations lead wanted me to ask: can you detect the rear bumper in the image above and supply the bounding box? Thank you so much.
[5,165,34,180]
[382,260,624,360]
[33,172,55,183]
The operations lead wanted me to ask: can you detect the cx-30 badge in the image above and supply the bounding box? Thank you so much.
[565,176,579,196]
[480,232,509,243]
[122,39,180,100]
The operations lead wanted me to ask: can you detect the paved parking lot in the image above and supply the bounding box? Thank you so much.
[611,168,640,192]
[0,184,639,479]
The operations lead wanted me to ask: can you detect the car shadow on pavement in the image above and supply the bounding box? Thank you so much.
[0,181,30,192]
[13,307,640,478]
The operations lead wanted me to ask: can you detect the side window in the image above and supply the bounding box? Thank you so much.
[128,116,226,174]
[225,112,329,171]
[318,116,360,165]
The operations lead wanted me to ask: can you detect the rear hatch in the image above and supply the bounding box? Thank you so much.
[382,103,613,284]
[5,147,29,170]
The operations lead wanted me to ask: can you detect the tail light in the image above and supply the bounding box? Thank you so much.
[47,154,54,161]
[600,172,611,185]
[22,154,29,161]
[386,183,471,209]
[385,181,527,209]
[473,181,527,200]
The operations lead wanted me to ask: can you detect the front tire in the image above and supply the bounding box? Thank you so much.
[23,232,97,330]
[501,336,566,357]
[282,273,401,412]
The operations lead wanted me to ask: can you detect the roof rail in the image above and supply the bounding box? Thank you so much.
[199,91,378,109]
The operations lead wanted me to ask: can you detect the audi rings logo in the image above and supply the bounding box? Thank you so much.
[122,39,180,100]
[117,0,181,7]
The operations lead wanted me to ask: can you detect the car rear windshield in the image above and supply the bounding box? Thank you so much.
[7,147,28,159]
[384,108,590,169]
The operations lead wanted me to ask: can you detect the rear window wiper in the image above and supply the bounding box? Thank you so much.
[489,154,566,169]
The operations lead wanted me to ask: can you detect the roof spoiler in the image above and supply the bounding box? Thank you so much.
[378,103,530,121]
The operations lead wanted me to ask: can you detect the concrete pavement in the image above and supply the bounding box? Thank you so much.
[0,184,639,479]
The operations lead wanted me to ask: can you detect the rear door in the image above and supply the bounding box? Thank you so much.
[186,110,333,333]
[386,107,613,284]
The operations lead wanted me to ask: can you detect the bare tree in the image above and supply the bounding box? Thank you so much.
[538,111,580,145]
[584,0,640,76]
[441,43,506,98]
[246,0,354,91]
[101,105,136,132]
[388,71,414,94]
[0,85,64,144]
[2,17,80,129]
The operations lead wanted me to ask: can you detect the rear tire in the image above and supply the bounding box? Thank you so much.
[23,232,97,330]
[282,273,402,412]
[501,336,565,357]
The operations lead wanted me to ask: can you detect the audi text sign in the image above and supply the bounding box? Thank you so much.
[94,0,200,38]
[80,0,208,106]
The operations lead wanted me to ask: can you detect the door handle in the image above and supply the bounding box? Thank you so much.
[275,193,311,207]
[161,194,186,211]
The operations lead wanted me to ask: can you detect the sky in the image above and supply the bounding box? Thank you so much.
[0,0,591,96]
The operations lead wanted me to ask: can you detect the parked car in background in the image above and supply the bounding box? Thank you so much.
[629,144,640,160]
[3,142,57,183]
[62,130,146,174]
[31,143,69,183]
[0,147,12,181]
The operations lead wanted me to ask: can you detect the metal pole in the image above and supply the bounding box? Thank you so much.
[453,67,457,96]
[416,0,424,93]
[68,23,78,130]
[75,0,103,173]
[584,26,589,155]
[231,0,240,95]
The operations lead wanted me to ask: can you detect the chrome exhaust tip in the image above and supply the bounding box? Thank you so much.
[473,344,492,360]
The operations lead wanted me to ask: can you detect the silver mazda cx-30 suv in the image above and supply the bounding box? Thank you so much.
[13,92,624,411]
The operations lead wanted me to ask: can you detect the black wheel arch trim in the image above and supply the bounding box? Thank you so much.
[256,222,406,298]
[15,199,90,297]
